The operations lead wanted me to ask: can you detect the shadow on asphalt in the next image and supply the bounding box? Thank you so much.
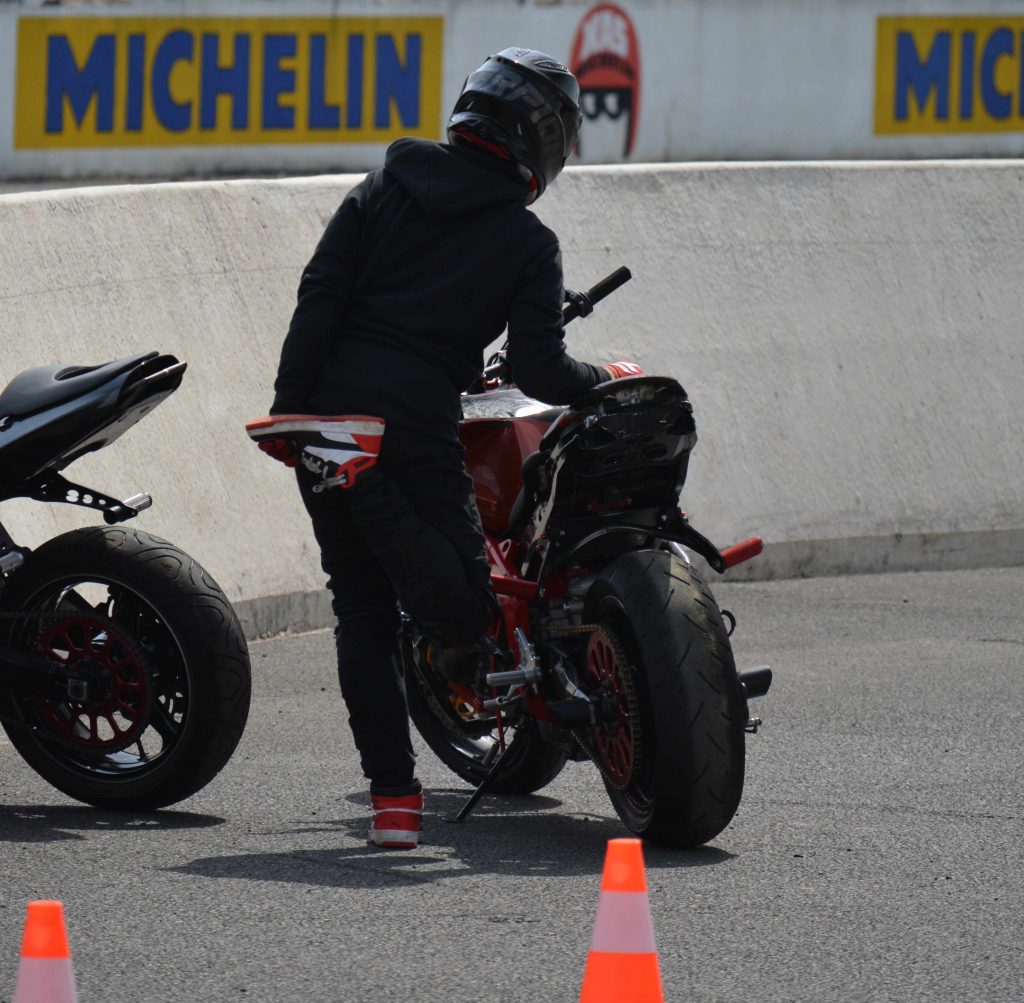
[166,787,734,887]
[0,804,226,843]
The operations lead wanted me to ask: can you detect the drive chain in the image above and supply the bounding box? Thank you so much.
[533,623,602,639]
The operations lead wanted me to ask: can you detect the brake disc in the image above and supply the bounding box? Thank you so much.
[28,615,156,760]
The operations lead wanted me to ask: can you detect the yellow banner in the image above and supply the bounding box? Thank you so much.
[876,16,1024,134]
[15,16,443,149]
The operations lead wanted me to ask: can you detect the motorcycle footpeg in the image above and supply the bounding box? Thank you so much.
[484,665,541,688]
[484,627,540,688]
[0,549,26,574]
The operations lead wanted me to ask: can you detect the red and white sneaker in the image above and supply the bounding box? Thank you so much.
[245,414,385,492]
[369,791,423,849]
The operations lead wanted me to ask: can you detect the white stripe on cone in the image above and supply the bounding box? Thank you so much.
[588,891,658,954]
[13,957,77,1003]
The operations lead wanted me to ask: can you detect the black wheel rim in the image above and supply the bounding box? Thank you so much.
[7,575,191,780]
[34,615,154,756]
[406,643,530,776]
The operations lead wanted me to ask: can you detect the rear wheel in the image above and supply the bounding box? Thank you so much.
[404,640,567,795]
[582,550,746,847]
[0,527,251,810]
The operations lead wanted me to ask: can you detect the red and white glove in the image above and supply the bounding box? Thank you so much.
[257,438,300,467]
[604,360,644,380]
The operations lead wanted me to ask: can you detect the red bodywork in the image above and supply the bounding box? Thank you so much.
[460,409,764,659]
[460,415,551,662]
[460,417,548,535]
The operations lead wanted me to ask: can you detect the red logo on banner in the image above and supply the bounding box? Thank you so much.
[570,3,641,159]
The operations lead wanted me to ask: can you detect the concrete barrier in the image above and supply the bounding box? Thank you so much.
[1,160,1022,636]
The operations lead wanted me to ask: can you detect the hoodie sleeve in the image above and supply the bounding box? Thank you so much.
[506,236,606,406]
[270,181,367,415]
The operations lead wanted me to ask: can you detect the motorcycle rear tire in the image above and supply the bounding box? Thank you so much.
[0,526,251,810]
[584,549,746,848]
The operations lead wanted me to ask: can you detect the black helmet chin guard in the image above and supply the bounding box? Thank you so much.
[448,47,583,201]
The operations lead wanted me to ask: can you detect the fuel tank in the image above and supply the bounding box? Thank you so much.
[459,389,561,536]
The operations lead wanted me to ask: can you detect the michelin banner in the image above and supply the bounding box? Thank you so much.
[2,0,1024,180]
[14,16,442,148]
[875,16,1024,135]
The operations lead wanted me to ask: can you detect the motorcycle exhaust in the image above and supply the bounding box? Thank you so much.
[738,665,772,698]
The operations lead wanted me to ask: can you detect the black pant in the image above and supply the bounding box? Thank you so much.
[297,426,493,790]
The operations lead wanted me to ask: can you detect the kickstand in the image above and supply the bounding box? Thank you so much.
[442,745,508,824]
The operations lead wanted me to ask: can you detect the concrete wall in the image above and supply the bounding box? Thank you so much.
[7,0,1024,180]
[1,160,1022,636]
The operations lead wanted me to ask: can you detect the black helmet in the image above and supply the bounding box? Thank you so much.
[448,47,583,201]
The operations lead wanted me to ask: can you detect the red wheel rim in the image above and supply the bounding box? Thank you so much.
[35,617,152,754]
[583,628,638,789]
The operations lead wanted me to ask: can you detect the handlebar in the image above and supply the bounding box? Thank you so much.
[562,266,632,324]
[475,265,633,391]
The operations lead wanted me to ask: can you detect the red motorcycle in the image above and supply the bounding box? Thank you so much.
[404,267,771,848]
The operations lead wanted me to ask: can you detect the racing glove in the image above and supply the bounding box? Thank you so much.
[604,360,645,380]
[257,438,301,467]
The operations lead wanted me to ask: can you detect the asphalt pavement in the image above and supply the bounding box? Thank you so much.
[2,566,1022,1002]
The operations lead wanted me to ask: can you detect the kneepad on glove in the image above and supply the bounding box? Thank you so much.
[245,414,385,492]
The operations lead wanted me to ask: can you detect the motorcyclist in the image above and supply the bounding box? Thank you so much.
[247,47,642,849]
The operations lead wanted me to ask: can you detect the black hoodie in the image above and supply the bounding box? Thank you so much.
[271,138,604,432]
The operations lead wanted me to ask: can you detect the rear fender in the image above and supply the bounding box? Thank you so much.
[0,355,185,498]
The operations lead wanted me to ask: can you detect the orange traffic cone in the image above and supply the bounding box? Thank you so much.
[12,901,77,1003]
[579,838,664,1003]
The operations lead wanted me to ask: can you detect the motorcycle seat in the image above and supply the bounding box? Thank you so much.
[0,352,158,421]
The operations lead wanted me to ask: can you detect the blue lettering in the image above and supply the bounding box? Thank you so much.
[126,34,145,131]
[262,34,296,129]
[960,31,976,119]
[308,35,339,129]
[201,33,250,130]
[347,35,364,129]
[152,30,194,132]
[981,28,1014,119]
[895,31,950,121]
[375,35,421,128]
[45,34,115,133]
